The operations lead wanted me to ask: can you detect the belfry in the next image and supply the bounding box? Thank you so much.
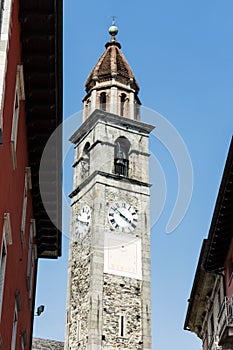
[65,23,154,350]
[82,23,141,122]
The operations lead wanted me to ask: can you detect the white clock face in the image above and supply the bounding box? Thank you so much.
[76,205,91,237]
[108,202,138,233]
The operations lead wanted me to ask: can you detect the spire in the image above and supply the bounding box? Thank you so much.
[82,22,141,121]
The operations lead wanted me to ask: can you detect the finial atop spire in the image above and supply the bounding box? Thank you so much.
[108,16,118,37]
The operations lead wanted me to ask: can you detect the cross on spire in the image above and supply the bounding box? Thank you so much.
[111,15,117,25]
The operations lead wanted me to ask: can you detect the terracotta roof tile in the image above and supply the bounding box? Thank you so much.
[85,41,139,93]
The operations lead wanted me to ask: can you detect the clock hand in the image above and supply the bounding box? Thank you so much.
[117,211,136,229]
[115,209,132,224]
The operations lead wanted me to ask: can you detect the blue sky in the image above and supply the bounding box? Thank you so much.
[33,1,233,349]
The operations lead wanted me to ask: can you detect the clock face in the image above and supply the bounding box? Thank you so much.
[76,205,91,237]
[108,202,138,233]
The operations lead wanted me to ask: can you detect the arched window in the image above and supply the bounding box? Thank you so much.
[120,93,127,116]
[114,137,130,177]
[135,102,140,120]
[85,99,91,120]
[80,142,90,180]
[100,92,107,111]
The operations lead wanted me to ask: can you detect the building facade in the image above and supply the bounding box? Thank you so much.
[184,138,233,350]
[0,0,62,348]
[65,25,153,350]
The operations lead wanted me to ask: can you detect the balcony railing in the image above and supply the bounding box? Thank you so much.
[217,296,233,347]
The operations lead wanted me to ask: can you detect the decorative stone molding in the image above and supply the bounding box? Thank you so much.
[105,188,138,207]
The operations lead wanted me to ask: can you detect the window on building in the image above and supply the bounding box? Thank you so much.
[11,89,19,169]
[210,313,214,337]
[0,234,7,318]
[217,289,222,313]
[10,66,25,170]
[85,98,91,120]
[21,171,28,248]
[77,318,81,341]
[100,92,107,111]
[119,313,126,337]
[4,212,12,245]
[120,93,127,116]
[80,142,90,180]
[26,220,36,300]
[134,102,140,121]
[11,65,25,170]
[114,137,130,177]
[11,303,18,350]
[15,290,22,312]
[16,65,25,101]
[25,167,32,190]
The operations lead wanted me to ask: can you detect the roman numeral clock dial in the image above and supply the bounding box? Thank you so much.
[108,201,138,233]
[75,205,91,238]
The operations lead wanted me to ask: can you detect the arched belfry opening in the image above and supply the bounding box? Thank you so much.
[80,142,90,180]
[100,92,107,111]
[120,93,128,117]
[114,137,130,177]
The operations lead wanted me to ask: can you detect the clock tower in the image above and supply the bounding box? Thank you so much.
[65,24,154,350]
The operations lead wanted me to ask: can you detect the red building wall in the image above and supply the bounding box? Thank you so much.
[0,0,37,348]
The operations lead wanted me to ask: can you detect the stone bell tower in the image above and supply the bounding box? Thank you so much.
[65,23,154,350]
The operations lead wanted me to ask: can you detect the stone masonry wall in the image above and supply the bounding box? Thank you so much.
[32,338,64,350]
[67,234,91,349]
[102,274,142,349]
